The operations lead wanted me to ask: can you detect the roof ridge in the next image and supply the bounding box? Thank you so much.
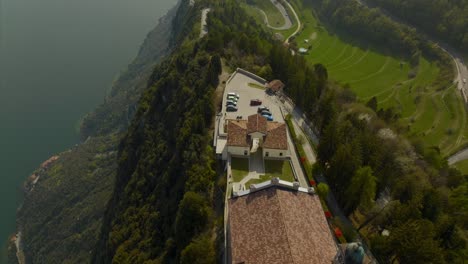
[275,188,296,264]
[267,122,285,132]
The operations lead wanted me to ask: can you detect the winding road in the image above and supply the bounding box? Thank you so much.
[257,0,293,30]
[256,0,301,44]
[283,1,301,44]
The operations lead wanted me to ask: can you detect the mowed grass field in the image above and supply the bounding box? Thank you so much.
[454,159,468,174]
[245,0,468,156]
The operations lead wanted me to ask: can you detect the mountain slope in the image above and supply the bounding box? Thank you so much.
[14,4,179,263]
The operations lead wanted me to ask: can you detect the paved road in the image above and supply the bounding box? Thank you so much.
[448,148,468,165]
[281,104,317,163]
[200,8,210,38]
[284,1,301,44]
[257,0,293,30]
[446,47,468,101]
[275,96,311,187]
[276,96,315,184]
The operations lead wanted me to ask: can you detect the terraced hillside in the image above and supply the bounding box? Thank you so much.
[244,0,468,155]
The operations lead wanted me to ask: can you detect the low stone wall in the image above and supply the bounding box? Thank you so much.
[236,68,267,84]
[226,68,267,85]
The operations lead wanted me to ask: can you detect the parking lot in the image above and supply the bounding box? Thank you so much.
[219,71,284,135]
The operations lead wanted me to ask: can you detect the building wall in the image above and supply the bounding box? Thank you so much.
[236,68,267,85]
[228,146,250,156]
[249,132,264,142]
[263,148,289,158]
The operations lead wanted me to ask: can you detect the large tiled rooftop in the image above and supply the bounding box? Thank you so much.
[229,186,339,264]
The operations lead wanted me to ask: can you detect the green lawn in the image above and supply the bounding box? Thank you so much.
[245,159,295,188]
[265,159,294,181]
[293,14,411,101]
[248,82,266,90]
[231,157,249,182]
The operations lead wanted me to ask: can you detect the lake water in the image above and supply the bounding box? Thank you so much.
[0,0,176,261]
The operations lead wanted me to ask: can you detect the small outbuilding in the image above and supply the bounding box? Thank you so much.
[266,79,285,94]
[298,47,308,54]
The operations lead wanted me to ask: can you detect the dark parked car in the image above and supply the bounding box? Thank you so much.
[262,114,273,121]
[227,105,238,112]
[250,99,262,106]
[226,101,237,107]
[258,106,269,113]
[261,109,271,116]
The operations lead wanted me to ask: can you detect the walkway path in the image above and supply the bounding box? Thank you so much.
[239,151,265,187]
[200,8,210,38]
[284,1,301,44]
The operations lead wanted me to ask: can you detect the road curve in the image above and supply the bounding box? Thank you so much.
[448,148,468,165]
[257,0,293,30]
[284,1,301,44]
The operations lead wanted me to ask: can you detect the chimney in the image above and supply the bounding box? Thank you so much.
[271,177,280,185]
[293,182,300,189]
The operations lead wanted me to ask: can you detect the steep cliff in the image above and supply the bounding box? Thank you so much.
[14,3,179,263]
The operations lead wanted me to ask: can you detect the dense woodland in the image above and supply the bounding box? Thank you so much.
[370,0,468,54]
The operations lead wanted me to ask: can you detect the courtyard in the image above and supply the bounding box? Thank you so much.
[231,156,295,190]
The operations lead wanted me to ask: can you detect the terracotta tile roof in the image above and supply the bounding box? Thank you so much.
[267,79,285,92]
[247,114,267,134]
[227,120,249,147]
[264,122,288,150]
[229,187,339,264]
[227,116,288,150]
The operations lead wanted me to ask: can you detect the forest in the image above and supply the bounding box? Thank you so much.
[370,0,468,54]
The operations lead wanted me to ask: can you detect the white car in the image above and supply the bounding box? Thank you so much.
[227,95,238,102]
[227,92,240,98]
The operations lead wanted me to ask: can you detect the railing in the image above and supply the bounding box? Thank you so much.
[236,68,267,84]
